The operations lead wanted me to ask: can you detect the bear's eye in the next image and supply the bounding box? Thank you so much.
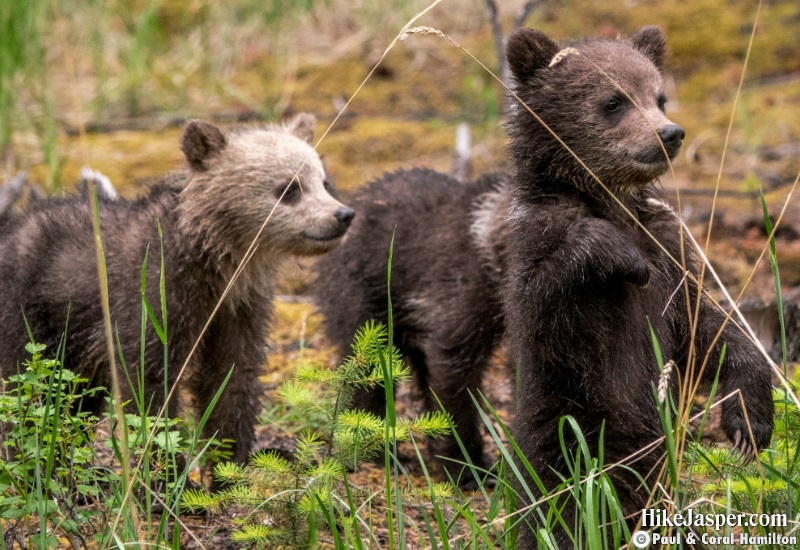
[604,97,623,113]
[275,180,301,205]
[657,94,667,112]
[323,177,340,199]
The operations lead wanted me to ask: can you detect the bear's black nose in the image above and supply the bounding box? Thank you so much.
[334,206,355,227]
[658,124,684,158]
[658,124,685,145]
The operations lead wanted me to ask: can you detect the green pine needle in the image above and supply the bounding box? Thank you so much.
[337,409,385,435]
[213,461,249,485]
[250,449,293,474]
[305,456,346,484]
[231,523,277,543]
[295,362,339,384]
[407,411,452,438]
[293,429,325,467]
[180,488,219,513]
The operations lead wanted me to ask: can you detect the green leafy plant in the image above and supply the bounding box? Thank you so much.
[0,342,108,548]
[686,375,799,517]
[182,320,452,548]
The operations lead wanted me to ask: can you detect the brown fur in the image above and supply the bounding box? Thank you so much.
[504,27,773,547]
[0,114,354,464]
[313,169,510,486]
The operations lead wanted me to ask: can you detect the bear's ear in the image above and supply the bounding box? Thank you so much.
[284,113,316,144]
[506,28,560,84]
[181,120,227,172]
[631,26,666,70]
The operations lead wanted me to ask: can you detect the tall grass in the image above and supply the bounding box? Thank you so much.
[0,1,43,154]
[0,1,61,190]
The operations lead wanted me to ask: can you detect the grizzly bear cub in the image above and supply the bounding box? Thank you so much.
[0,114,354,464]
[314,168,511,485]
[504,27,774,545]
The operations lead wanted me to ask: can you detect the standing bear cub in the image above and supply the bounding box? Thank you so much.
[0,114,354,464]
[504,27,774,545]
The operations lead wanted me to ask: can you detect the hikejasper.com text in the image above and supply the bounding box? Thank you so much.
[641,508,788,531]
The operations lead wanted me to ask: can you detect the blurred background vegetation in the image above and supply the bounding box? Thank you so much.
[2,0,799,297]
[1,0,797,193]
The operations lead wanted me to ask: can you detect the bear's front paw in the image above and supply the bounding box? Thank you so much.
[721,403,774,463]
[731,429,757,463]
[585,219,650,287]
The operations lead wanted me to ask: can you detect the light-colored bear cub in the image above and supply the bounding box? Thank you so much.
[0,113,354,464]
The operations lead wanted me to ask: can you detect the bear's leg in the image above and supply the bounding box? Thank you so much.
[693,305,774,456]
[517,419,662,548]
[350,385,387,418]
[135,359,179,421]
[591,364,665,538]
[514,389,582,550]
[515,372,665,549]
[598,363,712,549]
[420,339,492,487]
[199,360,263,464]
[191,313,267,465]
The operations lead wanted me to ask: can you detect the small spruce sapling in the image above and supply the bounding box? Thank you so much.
[182,321,452,548]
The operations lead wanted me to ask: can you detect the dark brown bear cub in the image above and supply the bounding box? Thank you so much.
[0,114,354,465]
[504,27,774,546]
[314,168,510,486]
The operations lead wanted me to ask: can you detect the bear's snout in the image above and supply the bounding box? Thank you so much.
[334,206,355,228]
[658,123,685,157]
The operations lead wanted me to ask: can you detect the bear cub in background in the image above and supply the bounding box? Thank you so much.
[314,168,511,486]
[503,26,774,546]
[0,114,354,464]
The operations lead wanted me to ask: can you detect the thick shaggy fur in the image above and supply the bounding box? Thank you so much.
[313,168,510,482]
[0,114,354,463]
[504,27,774,546]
